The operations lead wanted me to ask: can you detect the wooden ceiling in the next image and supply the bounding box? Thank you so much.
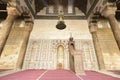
[0,2,7,19]
[35,0,87,14]
[74,0,87,14]
[116,0,120,19]
[34,0,120,19]
[0,0,119,19]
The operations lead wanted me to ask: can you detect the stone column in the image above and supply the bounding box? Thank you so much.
[23,20,33,45]
[101,4,120,49]
[16,20,33,69]
[0,7,19,55]
[89,23,105,70]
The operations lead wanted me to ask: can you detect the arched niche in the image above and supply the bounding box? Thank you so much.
[57,45,64,69]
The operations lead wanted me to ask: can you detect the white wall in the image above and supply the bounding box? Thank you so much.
[31,19,91,39]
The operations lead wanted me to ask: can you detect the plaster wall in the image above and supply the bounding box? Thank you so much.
[31,19,91,39]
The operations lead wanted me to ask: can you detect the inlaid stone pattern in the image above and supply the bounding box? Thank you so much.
[51,40,69,70]
[75,40,98,70]
[23,39,98,70]
[23,40,50,69]
[23,39,69,69]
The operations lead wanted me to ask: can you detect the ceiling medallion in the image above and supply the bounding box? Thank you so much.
[56,11,66,30]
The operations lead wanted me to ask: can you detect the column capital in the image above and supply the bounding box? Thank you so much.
[89,23,98,33]
[25,18,34,24]
[101,3,117,18]
[24,21,33,31]
[7,1,22,16]
[7,7,20,16]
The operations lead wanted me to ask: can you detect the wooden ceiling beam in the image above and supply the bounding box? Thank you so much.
[68,0,74,8]
[41,0,48,7]
[53,0,59,6]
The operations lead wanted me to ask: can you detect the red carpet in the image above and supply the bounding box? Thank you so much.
[37,69,80,80]
[0,69,120,80]
[80,71,120,80]
[109,70,120,75]
[0,69,45,80]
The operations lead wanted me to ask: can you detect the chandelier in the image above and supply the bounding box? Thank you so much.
[56,11,66,30]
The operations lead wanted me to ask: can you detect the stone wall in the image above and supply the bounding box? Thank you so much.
[22,39,98,70]
[1,19,119,70]
[31,20,91,39]
[23,39,69,69]
[22,19,98,70]
[0,20,27,69]
[0,19,5,55]
[97,20,120,70]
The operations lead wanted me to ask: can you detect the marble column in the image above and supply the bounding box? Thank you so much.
[89,23,105,70]
[101,4,120,49]
[16,20,33,69]
[0,7,19,55]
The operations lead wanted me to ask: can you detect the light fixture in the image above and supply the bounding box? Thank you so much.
[56,11,66,30]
